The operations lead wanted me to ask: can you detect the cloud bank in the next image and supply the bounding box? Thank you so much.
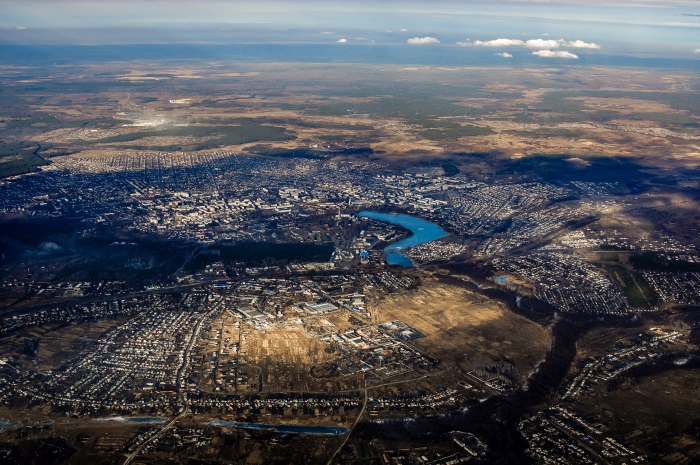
[407,36,439,44]
[525,39,561,49]
[495,52,513,57]
[473,38,524,47]
[532,50,579,58]
[695,48,700,53]
[469,37,600,53]
[566,40,600,48]
[337,38,347,43]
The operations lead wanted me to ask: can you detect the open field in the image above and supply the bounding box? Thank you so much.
[576,368,700,463]
[0,318,122,371]
[374,280,551,383]
[572,323,681,363]
[0,414,343,465]
[199,311,362,394]
[2,62,700,177]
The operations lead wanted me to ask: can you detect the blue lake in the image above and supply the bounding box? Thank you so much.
[206,421,348,435]
[358,210,447,266]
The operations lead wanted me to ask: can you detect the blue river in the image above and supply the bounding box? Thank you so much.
[95,416,166,424]
[0,421,19,431]
[358,210,447,266]
[0,419,53,431]
[206,421,348,435]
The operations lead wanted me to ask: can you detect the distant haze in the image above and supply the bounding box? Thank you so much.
[0,0,699,60]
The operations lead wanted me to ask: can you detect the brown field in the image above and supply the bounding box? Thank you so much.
[3,61,690,172]
[0,319,120,371]
[199,312,361,394]
[572,324,681,364]
[576,368,700,463]
[374,279,551,382]
[1,62,688,169]
[241,326,334,367]
[0,413,341,465]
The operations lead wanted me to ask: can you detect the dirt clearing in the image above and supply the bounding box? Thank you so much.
[375,280,550,381]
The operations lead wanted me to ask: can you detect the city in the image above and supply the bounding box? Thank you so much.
[1,9,700,461]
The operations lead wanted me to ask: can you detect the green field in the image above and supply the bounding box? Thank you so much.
[419,124,493,140]
[245,144,372,159]
[316,97,486,122]
[501,153,650,183]
[220,242,333,262]
[0,142,48,178]
[0,218,79,247]
[312,81,522,101]
[442,163,460,176]
[85,124,295,149]
[185,242,334,271]
[629,112,698,126]
[630,251,700,272]
[606,264,656,308]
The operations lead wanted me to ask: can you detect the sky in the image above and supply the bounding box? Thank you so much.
[1,0,699,59]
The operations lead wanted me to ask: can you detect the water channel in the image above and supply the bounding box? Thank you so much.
[358,210,447,266]
[95,416,167,424]
[206,421,348,435]
[0,421,19,431]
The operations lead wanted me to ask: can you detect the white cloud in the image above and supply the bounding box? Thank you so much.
[525,39,561,49]
[17,26,26,30]
[496,52,513,58]
[532,50,579,58]
[695,48,700,53]
[473,38,524,47]
[337,38,347,43]
[320,31,333,35]
[462,37,599,52]
[407,36,440,45]
[566,40,600,49]
[400,28,407,32]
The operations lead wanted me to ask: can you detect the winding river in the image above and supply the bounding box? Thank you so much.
[358,210,447,266]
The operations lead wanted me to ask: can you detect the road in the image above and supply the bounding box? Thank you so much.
[326,381,368,465]
[540,412,612,465]
[176,303,220,400]
[123,413,183,465]
[124,300,221,465]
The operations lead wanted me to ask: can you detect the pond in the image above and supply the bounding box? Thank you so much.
[358,210,447,266]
